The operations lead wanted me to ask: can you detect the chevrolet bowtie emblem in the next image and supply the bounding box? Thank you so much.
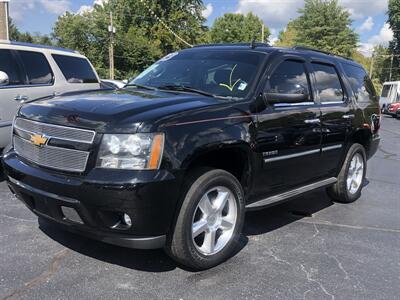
[30,134,48,147]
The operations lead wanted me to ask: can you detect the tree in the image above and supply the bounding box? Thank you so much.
[371,46,393,83]
[291,0,358,57]
[9,18,54,45]
[388,0,400,81]
[209,13,270,44]
[275,22,297,47]
[52,0,207,79]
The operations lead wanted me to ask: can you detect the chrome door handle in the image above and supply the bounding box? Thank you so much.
[14,95,29,103]
[304,118,321,124]
[342,114,355,119]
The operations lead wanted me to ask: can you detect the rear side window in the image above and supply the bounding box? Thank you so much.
[18,50,53,85]
[381,85,391,97]
[312,63,344,103]
[268,60,311,97]
[342,63,376,102]
[0,49,24,86]
[52,54,98,84]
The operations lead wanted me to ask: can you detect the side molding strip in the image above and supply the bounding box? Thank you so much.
[246,177,337,209]
[322,144,343,152]
[264,149,320,163]
[264,144,343,163]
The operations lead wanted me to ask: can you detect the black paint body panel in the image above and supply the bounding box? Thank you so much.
[1,45,380,248]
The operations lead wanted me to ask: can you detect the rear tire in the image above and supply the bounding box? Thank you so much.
[327,143,367,203]
[166,168,245,270]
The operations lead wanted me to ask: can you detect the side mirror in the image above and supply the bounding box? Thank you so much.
[0,71,9,87]
[250,93,267,113]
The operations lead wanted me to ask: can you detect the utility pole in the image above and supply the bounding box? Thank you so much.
[0,0,10,41]
[108,12,116,80]
[389,54,394,81]
[369,54,375,79]
[261,24,265,43]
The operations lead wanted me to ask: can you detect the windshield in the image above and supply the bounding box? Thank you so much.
[129,50,265,99]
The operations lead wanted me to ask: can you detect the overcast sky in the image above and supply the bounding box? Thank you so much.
[9,0,392,56]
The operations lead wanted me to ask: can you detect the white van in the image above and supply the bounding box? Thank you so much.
[0,41,101,150]
[380,81,400,112]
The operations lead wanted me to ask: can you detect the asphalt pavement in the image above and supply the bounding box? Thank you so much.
[0,116,399,300]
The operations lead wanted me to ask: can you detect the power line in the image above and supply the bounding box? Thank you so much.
[138,0,193,48]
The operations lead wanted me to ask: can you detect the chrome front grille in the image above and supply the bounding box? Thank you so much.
[13,118,95,173]
[15,118,95,144]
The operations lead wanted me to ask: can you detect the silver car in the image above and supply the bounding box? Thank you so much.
[0,41,101,150]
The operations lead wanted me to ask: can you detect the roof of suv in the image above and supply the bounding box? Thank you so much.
[0,40,80,56]
[190,43,358,66]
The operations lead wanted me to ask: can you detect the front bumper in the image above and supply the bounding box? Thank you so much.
[2,151,183,249]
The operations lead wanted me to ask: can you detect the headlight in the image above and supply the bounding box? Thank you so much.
[97,133,164,170]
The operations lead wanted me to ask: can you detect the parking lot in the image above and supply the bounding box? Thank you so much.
[0,116,398,300]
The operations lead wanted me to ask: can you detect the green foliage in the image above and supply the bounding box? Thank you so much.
[275,22,297,47]
[371,45,393,83]
[9,18,53,45]
[117,26,162,79]
[292,0,358,57]
[351,50,371,72]
[52,0,207,79]
[209,13,270,44]
[388,0,400,81]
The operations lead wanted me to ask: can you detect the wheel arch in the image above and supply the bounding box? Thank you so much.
[346,128,373,160]
[181,143,254,197]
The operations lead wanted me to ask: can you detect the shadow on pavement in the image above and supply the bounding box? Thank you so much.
[244,190,334,236]
[39,189,333,273]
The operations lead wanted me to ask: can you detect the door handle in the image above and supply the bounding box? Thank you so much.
[304,118,321,124]
[342,114,355,119]
[14,95,29,103]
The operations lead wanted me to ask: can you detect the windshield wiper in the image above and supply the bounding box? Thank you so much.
[125,83,158,91]
[157,85,218,98]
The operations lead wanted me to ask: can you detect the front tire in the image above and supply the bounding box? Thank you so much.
[166,169,245,270]
[327,143,367,203]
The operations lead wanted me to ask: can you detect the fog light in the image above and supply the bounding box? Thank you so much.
[123,213,132,227]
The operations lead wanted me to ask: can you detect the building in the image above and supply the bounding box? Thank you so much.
[0,0,10,40]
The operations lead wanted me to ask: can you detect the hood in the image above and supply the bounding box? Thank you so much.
[18,88,220,133]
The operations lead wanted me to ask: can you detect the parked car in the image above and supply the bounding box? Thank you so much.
[380,81,400,113]
[1,44,381,270]
[101,79,126,89]
[387,102,400,118]
[0,41,101,152]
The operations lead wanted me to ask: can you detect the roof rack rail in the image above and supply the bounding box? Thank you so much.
[0,40,79,54]
[193,42,270,49]
[293,46,353,61]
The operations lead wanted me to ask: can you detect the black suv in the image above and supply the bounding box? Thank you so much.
[2,44,381,270]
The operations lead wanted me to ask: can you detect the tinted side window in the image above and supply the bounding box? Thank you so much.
[343,63,376,102]
[312,63,344,103]
[0,49,24,86]
[18,50,53,85]
[268,60,310,98]
[52,55,98,84]
[381,85,391,97]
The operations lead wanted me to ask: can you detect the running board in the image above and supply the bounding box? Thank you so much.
[246,177,337,210]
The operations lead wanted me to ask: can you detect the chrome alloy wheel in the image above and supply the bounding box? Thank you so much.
[191,186,238,256]
[347,153,364,195]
